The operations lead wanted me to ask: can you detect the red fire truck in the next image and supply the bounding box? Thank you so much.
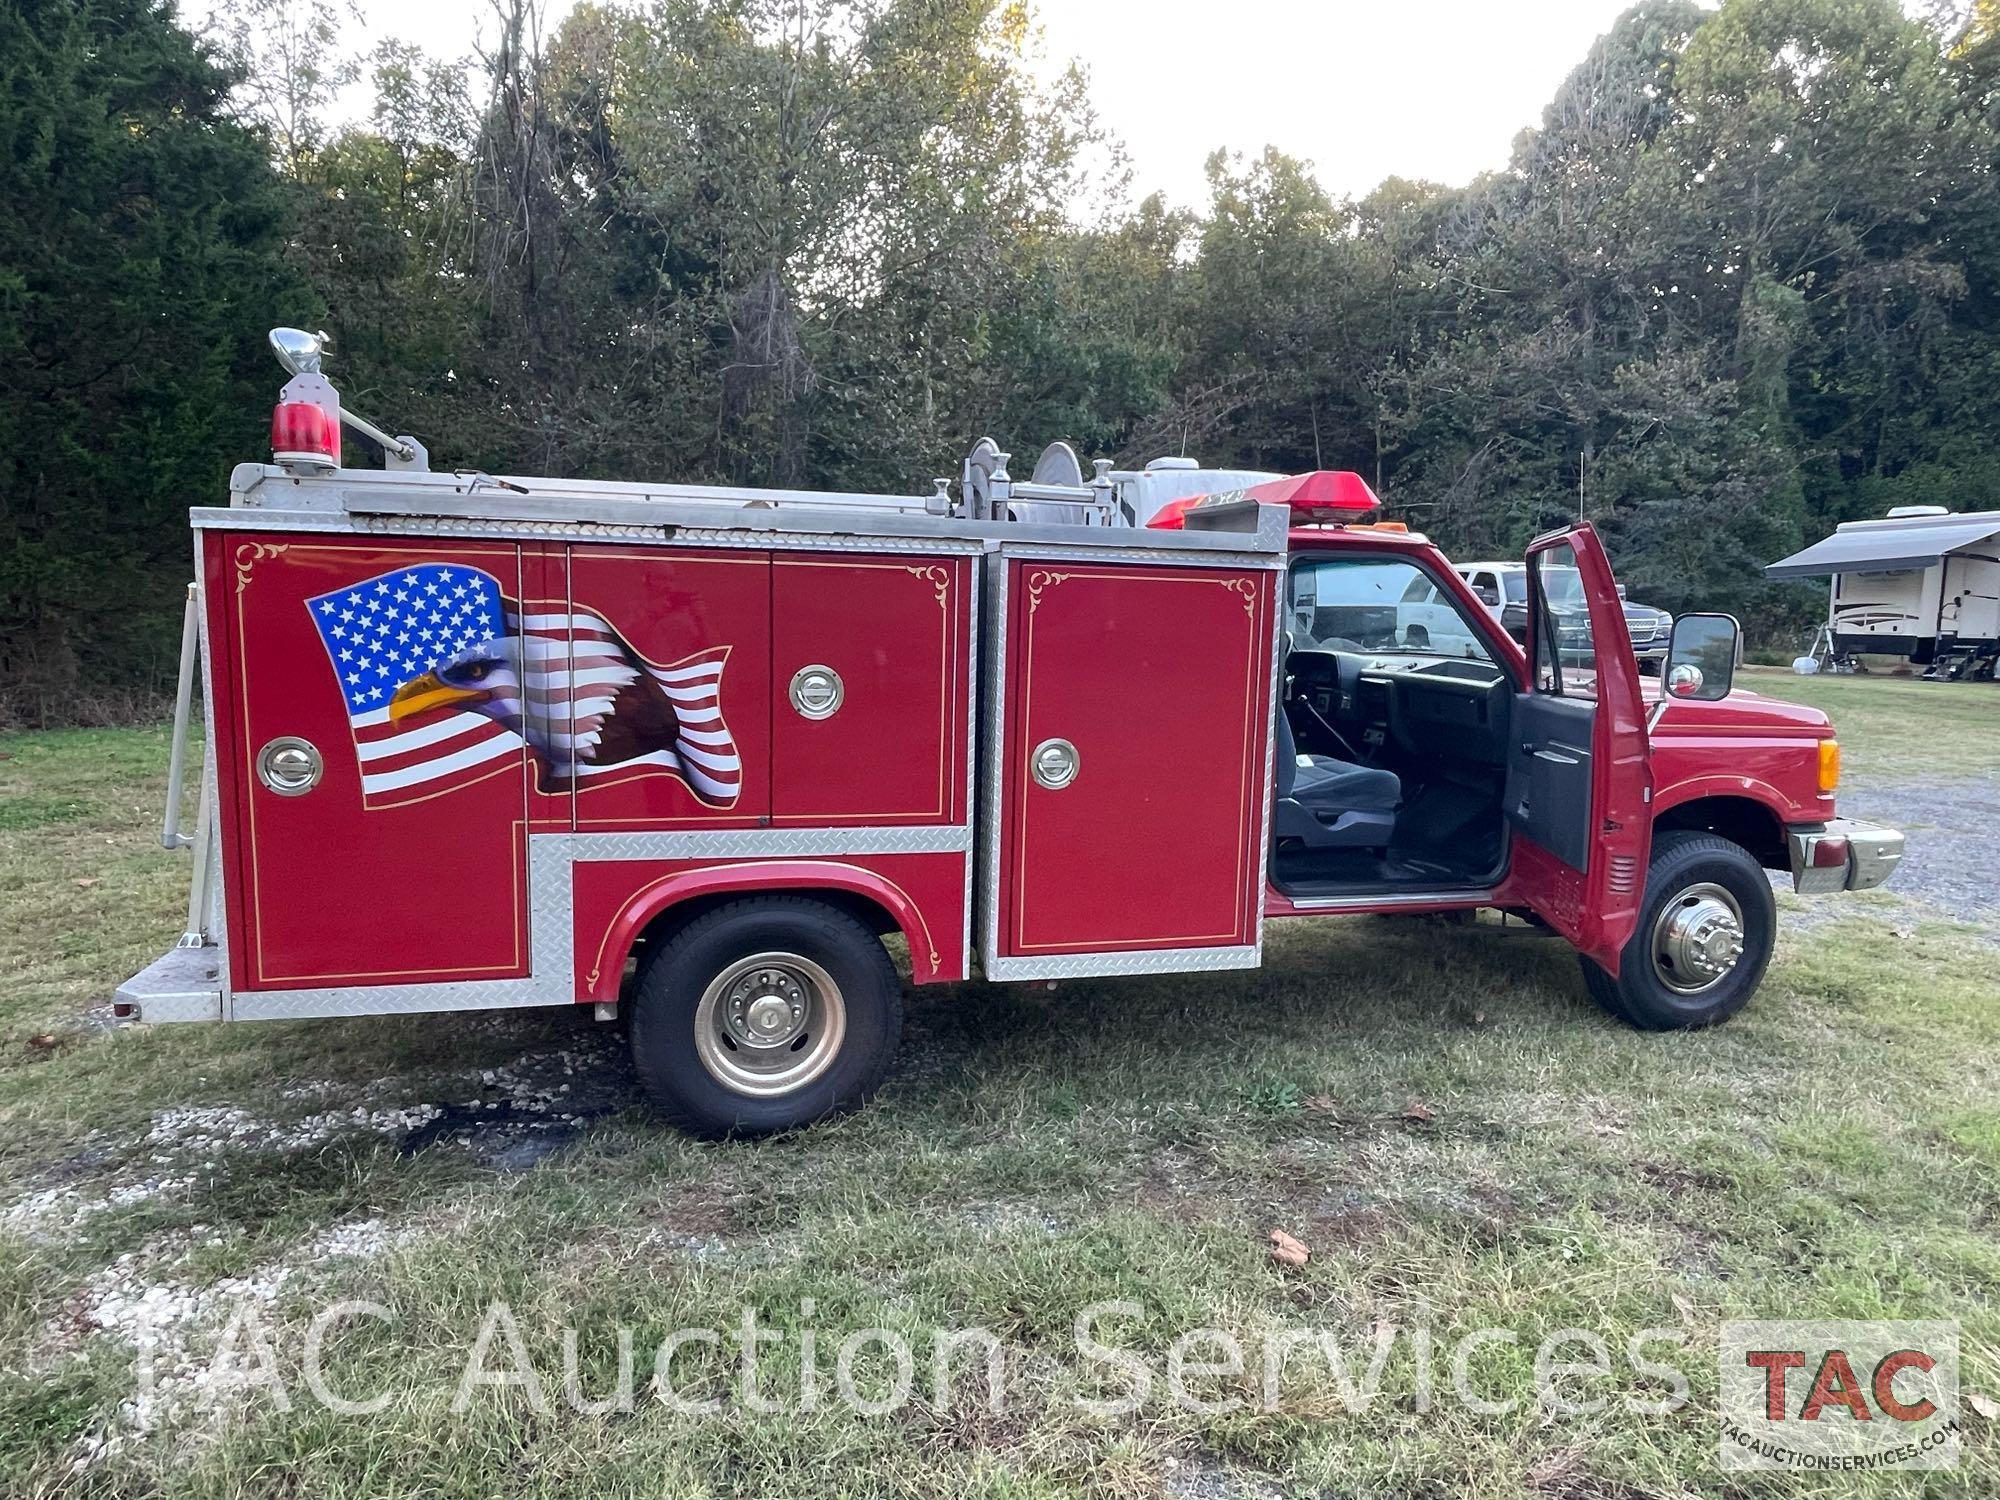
[117,330,1903,1135]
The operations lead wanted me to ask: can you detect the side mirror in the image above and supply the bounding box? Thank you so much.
[1473,584,1499,606]
[1665,613,1739,701]
[1615,583,1629,600]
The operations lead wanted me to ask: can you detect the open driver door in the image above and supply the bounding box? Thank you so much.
[1500,525,1653,972]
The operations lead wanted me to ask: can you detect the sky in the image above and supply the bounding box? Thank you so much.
[199,0,1642,205]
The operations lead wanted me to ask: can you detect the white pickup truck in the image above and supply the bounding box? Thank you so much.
[1455,560,1673,671]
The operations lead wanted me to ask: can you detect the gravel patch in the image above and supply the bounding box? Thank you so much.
[1773,774,2000,941]
[1837,776,2000,927]
[57,1215,420,1472]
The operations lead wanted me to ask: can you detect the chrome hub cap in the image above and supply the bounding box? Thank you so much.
[695,952,845,1097]
[743,992,797,1042]
[1650,882,1746,995]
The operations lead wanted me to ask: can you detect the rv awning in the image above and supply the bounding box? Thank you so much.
[1766,514,2000,579]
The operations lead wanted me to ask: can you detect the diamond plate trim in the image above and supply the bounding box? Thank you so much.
[219,818,988,1020]
[571,826,970,860]
[198,490,1283,560]
[995,540,1284,571]
[194,506,988,557]
[1250,570,1281,948]
[190,532,237,1019]
[961,559,980,981]
[982,944,1261,981]
[116,945,224,1023]
[978,552,1009,974]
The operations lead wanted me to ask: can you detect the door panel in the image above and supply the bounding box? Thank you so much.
[564,546,770,828]
[992,559,1277,969]
[220,534,530,989]
[1504,694,1594,870]
[771,554,971,825]
[1501,526,1653,970]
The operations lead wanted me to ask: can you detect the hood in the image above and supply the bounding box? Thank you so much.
[1643,679,1833,733]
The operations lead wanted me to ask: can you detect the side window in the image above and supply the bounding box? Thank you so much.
[1400,575,1436,605]
[1469,571,1500,607]
[1529,543,1597,698]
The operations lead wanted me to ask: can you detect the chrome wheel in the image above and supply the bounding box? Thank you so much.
[692,951,846,1098]
[1649,882,1746,995]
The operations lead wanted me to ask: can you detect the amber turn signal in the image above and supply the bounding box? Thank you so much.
[1818,738,1841,793]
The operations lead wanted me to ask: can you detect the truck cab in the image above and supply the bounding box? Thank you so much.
[1242,502,1899,1027]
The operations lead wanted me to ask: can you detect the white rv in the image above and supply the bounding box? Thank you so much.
[1768,506,2000,680]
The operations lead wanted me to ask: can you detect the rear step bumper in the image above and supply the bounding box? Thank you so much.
[1787,819,1905,896]
[114,944,224,1024]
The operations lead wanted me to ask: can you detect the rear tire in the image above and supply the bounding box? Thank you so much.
[1580,832,1775,1030]
[630,895,903,1137]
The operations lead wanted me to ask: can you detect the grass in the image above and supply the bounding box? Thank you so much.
[2,679,1998,1498]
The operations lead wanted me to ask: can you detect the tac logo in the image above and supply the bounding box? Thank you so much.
[1719,1320,1960,1471]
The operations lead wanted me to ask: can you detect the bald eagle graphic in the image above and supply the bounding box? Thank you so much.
[308,566,739,806]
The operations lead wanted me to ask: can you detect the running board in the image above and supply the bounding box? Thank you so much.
[1281,888,1497,912]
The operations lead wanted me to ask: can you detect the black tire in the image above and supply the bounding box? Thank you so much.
[1580,831,1775,1030]
[630,895,903,1137]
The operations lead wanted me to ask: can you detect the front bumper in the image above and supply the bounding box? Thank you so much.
[1788,819,1905,896]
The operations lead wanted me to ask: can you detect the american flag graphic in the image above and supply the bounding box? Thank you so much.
[306,564,740,806]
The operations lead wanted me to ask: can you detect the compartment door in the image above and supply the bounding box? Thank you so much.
[771,553,972,826]
[988,559,1278,977]
[219,535,530,990]
[564,546,771,829]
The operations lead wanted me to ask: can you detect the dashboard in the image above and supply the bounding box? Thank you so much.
[1287,649,1513,765]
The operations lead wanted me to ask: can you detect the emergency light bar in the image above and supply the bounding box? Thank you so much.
[1145,470,1384,530]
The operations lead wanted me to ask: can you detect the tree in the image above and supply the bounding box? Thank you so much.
[0,0,310,723]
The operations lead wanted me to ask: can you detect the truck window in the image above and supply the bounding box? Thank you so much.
[1288,557,1489,660]
[1529,545,1597,697]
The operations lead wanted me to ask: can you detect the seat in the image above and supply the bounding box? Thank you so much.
[1274,706,1400,849]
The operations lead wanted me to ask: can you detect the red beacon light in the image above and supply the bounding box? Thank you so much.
[267,327,342,475]
[270,398,340,474]
[263,326,424,476]
[1146,470,1384,530]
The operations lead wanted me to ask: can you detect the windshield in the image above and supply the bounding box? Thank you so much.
[1287,558,1491,660]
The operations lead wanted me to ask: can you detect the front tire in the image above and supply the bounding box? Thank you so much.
[630,895,903,1137]
[1581,832,1775,1030]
